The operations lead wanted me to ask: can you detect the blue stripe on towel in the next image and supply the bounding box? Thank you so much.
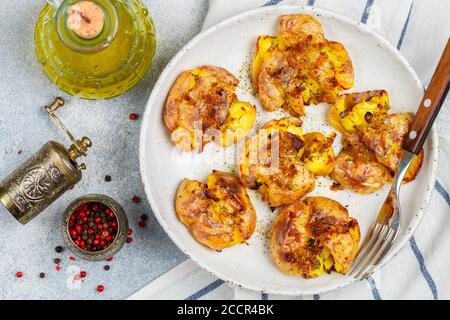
[313,294,320,300]
[307,0,316,6]
[397,1,414,49]
[394,1,439,300]
[435,180,450,206]
[409,237,438,299]
[361,0,374,24]
[185,279,225,300]
[263,0,283,6]
[367,276,382,300]
[261,292,269,300]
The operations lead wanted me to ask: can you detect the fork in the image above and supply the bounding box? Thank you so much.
[349,38,450,280]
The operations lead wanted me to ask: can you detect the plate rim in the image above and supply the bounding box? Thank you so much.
[139,4,439,296]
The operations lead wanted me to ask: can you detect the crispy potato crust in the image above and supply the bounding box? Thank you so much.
[175,171,256,250]
[361,113,411,172]
[164,65,256,152]
[270,196,360,278]
[252,14,354,116]
[404,148,424,183]
[328,90,390,134]
[329,91,424,192]
[302,132,336,176]
[331,133,389,194]
[279,14,324,45]
[239,117,315,207]
[360,112,424,182]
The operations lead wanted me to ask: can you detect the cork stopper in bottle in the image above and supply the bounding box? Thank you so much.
[67,1,105,39]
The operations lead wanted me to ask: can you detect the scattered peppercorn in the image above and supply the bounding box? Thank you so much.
[128,112,138,120]
[54,258,61,264]
[69,256,76,261]
[39,272,46,279]
[106,257,113,261]
[55,265,61,272]
[80,271,87,278]
[138,221,146,228]
[103,265,110,271]
[105,175,112,182]
[132,196,141,204]
[16,271,23,278]
[140,214,148,221]
[97,285,105,293]
[128,228,133,235]
[55,246,63,253]
[126,237,133,244]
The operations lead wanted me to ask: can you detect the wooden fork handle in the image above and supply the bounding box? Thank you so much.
[403,38,450,154]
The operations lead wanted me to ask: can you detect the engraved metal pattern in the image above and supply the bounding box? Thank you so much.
[22,168,52,200]
[5,148,67,215]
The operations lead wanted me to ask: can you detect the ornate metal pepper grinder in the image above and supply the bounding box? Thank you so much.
[0,98,92,224]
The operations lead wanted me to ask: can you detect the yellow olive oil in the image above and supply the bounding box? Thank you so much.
[35,0,156,99]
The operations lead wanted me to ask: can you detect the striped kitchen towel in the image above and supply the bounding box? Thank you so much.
[129,0,450,300]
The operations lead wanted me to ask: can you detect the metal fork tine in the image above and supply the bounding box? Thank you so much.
[348,224,379,274]
[353,227,395,279]
[348,149,415,280]
[350,225,389,277]
[349,223,383,275]
[356,229,397,280]
[349,223,383,274]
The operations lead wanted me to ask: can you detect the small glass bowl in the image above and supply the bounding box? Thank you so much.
[61,194,128,261]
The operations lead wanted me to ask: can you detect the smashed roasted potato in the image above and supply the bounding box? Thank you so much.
[270,196,360,278]
[164,65,256,152]
[302,132,336,176]
[328,90,390,134]
[239,117,315,207]
[331,133,389,194]
[279,14,325,46]
[360,112,424,181]
[329,91,424,192]
[175,171,256,250]
[252,14,354,116]
[219,101,257,147]
[360,113,412,172]
[403,148,424,183]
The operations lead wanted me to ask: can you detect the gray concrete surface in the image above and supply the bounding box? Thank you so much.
[0,0,208,299]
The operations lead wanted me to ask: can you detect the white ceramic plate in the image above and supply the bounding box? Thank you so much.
[140,5,438,295]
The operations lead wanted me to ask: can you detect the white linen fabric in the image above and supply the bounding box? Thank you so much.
[129,0,450,300]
